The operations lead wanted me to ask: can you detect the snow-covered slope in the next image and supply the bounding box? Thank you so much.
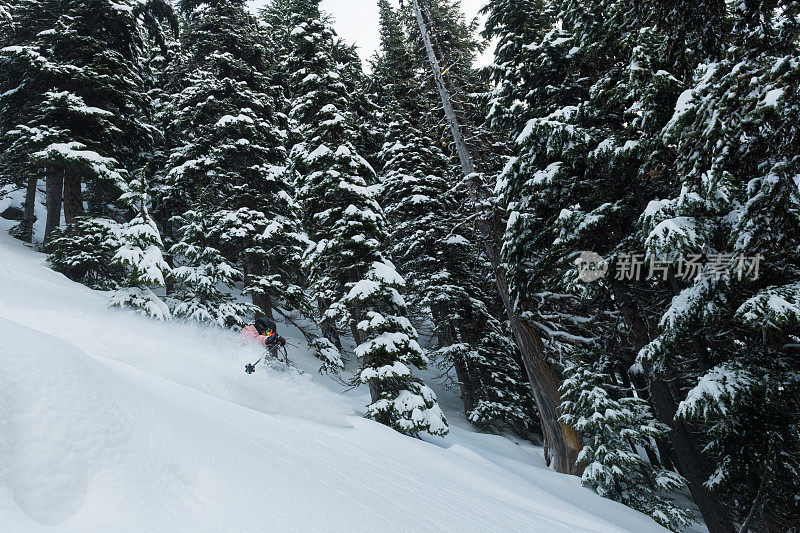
[0,227,668,532]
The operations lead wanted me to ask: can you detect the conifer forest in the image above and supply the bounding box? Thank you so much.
[0,0,798,531]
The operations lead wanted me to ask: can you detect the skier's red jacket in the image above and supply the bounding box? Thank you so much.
[240,325,274,347]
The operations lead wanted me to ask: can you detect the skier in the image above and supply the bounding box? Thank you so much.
[242,317,301,375]
[241,316,286,352]
[242,317,288,374]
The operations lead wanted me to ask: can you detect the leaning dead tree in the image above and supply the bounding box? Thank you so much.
[411,0,583,475]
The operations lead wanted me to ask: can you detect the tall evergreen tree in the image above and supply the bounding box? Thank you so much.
[483,0,800,529]
[109,175,172,319]
[637,1,800,528]
[0,0,178,322]
[0,0,62,241]
[286,0,447,436]
[408,0,585,471]
[481,0,739,527]
[258,0,293,94]
[163,0,306,325]
[561,361,693,531]
[0,0,173,265]
[374,0,536,437]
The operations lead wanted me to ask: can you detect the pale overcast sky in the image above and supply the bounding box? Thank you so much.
[248,0,490,66]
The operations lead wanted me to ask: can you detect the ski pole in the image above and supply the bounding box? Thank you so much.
[245,356,263,374]
[274,345,288,364]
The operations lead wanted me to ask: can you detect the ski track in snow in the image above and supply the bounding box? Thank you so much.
[0,224,669,533]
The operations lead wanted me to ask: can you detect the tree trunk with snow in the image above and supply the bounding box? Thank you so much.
[347,269,365,347]
[251,287,273,320]
[411,0,582,476]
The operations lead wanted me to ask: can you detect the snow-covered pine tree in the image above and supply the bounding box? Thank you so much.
[333,38,382,170]
[0,0,172,253]
[258,0,294,97]
[483,0,610,333]
[47,217,125,289]
[381,129,535,436]
[560,361,693,531]
[170,209,256,326]
[480,0,546,136]
[370,0,425,126]
[0,0,54,241]
[283,0,359,367]
[637,1,800,528]
[137,0,179,224]
[286,0,446,436]
[110,175,171,320]
[11,0,169,231]
[345,261,447,436]
[163,0,307,324]
[375,0,458,390]
[449,307,540,438]
[0,2,111,242]
[410,0,590,468]
[0,1,14,72]
[481,0,744,525]
[373,0,536,438]
[136,29,180,305]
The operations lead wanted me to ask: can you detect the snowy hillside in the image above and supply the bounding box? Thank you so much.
[0,226,669,532]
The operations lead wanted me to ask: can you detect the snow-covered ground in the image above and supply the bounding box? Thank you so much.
[0,222,669,532]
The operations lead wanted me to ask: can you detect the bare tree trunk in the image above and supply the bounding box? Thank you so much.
[346,300,363,347]
[411,0,473,179]
[164,255,176,295]
[44,170,63,244]
[19,176,38,243]
[411,0,582,475]
[253,291,273,319]
[366,362,381,404]
[62,170,84,224]
[499,271,583,474]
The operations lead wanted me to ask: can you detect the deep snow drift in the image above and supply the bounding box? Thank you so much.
[0,226,670,532]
